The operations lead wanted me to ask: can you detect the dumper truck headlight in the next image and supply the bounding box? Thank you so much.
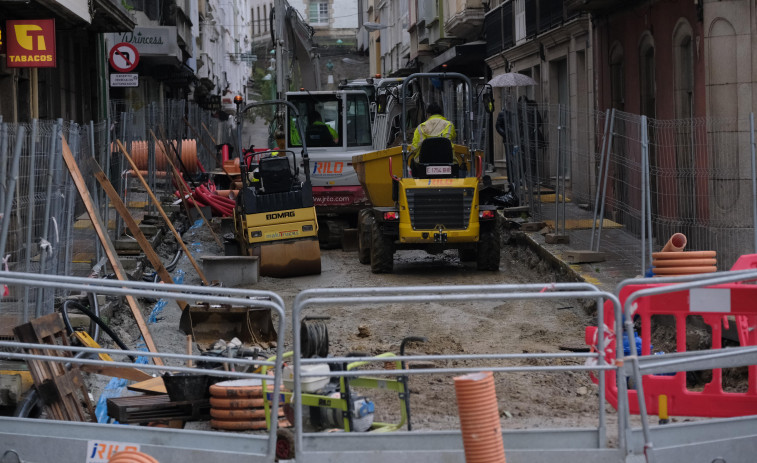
[302,225,314,231]
[383,211,398,221]
[479,210,496,220]
[251,230,262,238]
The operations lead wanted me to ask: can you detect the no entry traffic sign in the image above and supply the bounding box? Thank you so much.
[109,42,139,72]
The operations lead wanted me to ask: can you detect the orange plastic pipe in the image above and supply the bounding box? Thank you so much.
[661,233,687,252]
[128,139,199,175]
[651,258,717,267]
[454,371,506,463]
[108,450,159,463]
[653,266,718,275]
[652,250,717,260]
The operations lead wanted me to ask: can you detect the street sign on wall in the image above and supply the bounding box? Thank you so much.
[110,73,139,87]
[6,19,56,68]
[109,42,139,72]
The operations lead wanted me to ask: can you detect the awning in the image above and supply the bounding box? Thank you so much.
[427,41,487,76]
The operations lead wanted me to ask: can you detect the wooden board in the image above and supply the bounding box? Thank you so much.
[13,313,95,422]
[150,130,223,248]
[85,156,188,311]
[80,364,154,382]
[127,376,168,394]
[61,136,163,365]
[543,219,622,230]
[115,139,209,286]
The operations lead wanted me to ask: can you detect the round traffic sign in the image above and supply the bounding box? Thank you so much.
[109,42,139,72]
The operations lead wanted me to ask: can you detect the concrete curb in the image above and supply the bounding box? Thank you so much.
[513,231,584,283]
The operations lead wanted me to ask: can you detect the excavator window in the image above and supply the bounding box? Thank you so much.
[345,94,371,147]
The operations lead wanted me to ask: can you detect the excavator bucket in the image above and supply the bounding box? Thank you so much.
[259,239,321,277]
[179,303,277,350]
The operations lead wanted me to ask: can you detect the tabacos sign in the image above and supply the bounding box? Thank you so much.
[6,19,56,68]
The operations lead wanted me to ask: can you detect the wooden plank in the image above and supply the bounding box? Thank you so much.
[79,364,154,382]
[85,156,188,311]
[150,129,223,248]
[115,139,210,286]
[14,313,95,422]
[201,121,218,145]
[60,136,163,366]
[127,376,167,394]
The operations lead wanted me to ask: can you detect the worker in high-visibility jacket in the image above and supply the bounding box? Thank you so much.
[289,117,302,146]
[408,102,458,165]
[308,111,339,144]
[271,130,286,156]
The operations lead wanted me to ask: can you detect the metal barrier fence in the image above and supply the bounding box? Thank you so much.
[290,283,620,461]
[0,100,232,334]
[498,95,757,273]
[4,276,757,461]
[0,272,287,463]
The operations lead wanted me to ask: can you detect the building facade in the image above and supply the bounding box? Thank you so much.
[0,0,134,123]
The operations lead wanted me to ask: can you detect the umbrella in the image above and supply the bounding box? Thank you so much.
[487,72,537,88]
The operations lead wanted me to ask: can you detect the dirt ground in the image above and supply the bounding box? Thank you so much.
[100,218,618,433]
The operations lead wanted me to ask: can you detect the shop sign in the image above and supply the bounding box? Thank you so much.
[107,27,181,60]
[6,19,56,68]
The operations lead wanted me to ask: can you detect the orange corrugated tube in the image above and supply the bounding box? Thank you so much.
[107,450,159,463]
[128,139,198,175]
[661,233,687,252]
[454,371,506,463]
[653,234,717,276]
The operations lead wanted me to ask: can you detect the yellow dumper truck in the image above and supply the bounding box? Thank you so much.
[352,73,501,274]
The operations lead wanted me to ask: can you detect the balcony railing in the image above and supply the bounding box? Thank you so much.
[485,0,584,59]
[484,1,512,57]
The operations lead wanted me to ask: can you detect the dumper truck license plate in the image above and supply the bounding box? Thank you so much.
[426,166,451,175]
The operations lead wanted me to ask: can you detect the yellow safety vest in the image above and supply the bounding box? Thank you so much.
[290,118,302,145]
[409,115,457,162]
[314,120,339,143]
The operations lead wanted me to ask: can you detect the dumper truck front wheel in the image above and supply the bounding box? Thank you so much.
[476,226,501,271]
[358,209,373,265]
[370,220,394,273]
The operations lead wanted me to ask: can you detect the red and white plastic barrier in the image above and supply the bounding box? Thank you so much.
[586,254,757,418]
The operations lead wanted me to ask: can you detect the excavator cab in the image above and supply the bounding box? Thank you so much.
[233,99,321,277]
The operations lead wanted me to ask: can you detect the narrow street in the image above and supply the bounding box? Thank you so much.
[126,218,602,433]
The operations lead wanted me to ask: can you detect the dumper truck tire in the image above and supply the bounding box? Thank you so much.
[370,220,394,273]
[358,209,373,265]
[476,225,501,271]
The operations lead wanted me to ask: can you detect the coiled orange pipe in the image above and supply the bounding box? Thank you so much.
[652,233,717,276]
[107,450,159,463]
[127,139,198,175]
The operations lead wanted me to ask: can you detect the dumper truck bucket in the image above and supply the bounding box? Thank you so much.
[179,303,277,350]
